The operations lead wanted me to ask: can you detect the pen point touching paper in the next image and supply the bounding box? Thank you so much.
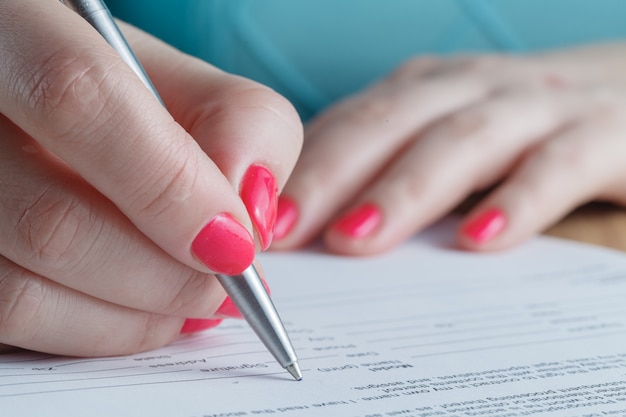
[286,362,303,381]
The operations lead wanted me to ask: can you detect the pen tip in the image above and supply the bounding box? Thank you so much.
[286,362,303,381]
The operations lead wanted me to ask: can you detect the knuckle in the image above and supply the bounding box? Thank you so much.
[537,138,591,175]
[21,48,120,142]
[479,54,509,67]
[125,314,170,355]
[463,54,511,73]
[14,185,91,271]
[343,94,396,125]
[129,141,199,221]
[248,85,302,132]
[192,81,303,141]
[0,263,46,343]
[389,56,440,80]
[395,176,428,203]
[243,85,304,155]
[162,271,217,316]
[437,109,491,146]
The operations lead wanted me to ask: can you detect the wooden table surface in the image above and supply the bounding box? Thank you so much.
[545,203,626,252]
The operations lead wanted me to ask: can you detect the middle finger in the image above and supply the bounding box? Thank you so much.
[0,115,225,318]
[275,58,491,248]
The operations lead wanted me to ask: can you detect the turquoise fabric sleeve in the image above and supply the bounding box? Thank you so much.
[107,0,626,120]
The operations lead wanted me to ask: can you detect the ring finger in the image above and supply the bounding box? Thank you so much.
[0,254,182,357]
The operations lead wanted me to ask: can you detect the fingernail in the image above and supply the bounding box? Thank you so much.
[215,278,271,319]
[331,203,382,239]
[273,196,298,241]
[240,165,278,250]
[191,213,255,275]
[461,208,506,243]
[180,318,223,334]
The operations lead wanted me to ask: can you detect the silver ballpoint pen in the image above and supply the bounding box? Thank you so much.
[61,0,302,381]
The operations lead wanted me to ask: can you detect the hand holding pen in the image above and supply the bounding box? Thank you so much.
[0,0,301,378]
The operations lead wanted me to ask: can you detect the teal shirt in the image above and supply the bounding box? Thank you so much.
[108,0,626,120]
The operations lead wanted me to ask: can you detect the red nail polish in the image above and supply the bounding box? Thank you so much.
[273,196,298,241]
[461,208,506,243]
[331,203,382,239]
[191,213,255,275]
[215,296,243,319]
[240,165,278,250]
[215,278,271,319]
[180,318,223,334]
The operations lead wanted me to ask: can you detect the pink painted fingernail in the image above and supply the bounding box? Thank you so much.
[331,203,382,239]
[180,318,223,334]
[215,278,271,319]
[240,165,278,250]
[273,196,299,241]
[461,208,506,243]
[215,296,243,319]
[191,213,255,275]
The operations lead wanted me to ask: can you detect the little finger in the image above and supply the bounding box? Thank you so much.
[458,107,626,250]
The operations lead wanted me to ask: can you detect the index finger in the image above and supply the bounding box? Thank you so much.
[0,0,254,275]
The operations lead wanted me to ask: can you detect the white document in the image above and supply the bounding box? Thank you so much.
[4,219,626,417]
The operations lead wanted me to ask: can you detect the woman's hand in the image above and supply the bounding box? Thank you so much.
[0,1,302,356]
[271,42,626,255]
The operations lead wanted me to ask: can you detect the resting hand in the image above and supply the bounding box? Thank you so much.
[0,1,301,356]
[271,43,626,255]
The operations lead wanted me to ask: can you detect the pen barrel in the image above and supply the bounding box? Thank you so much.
[217,266,299,369]
[62,0,300,379]
[61,0,105,15]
